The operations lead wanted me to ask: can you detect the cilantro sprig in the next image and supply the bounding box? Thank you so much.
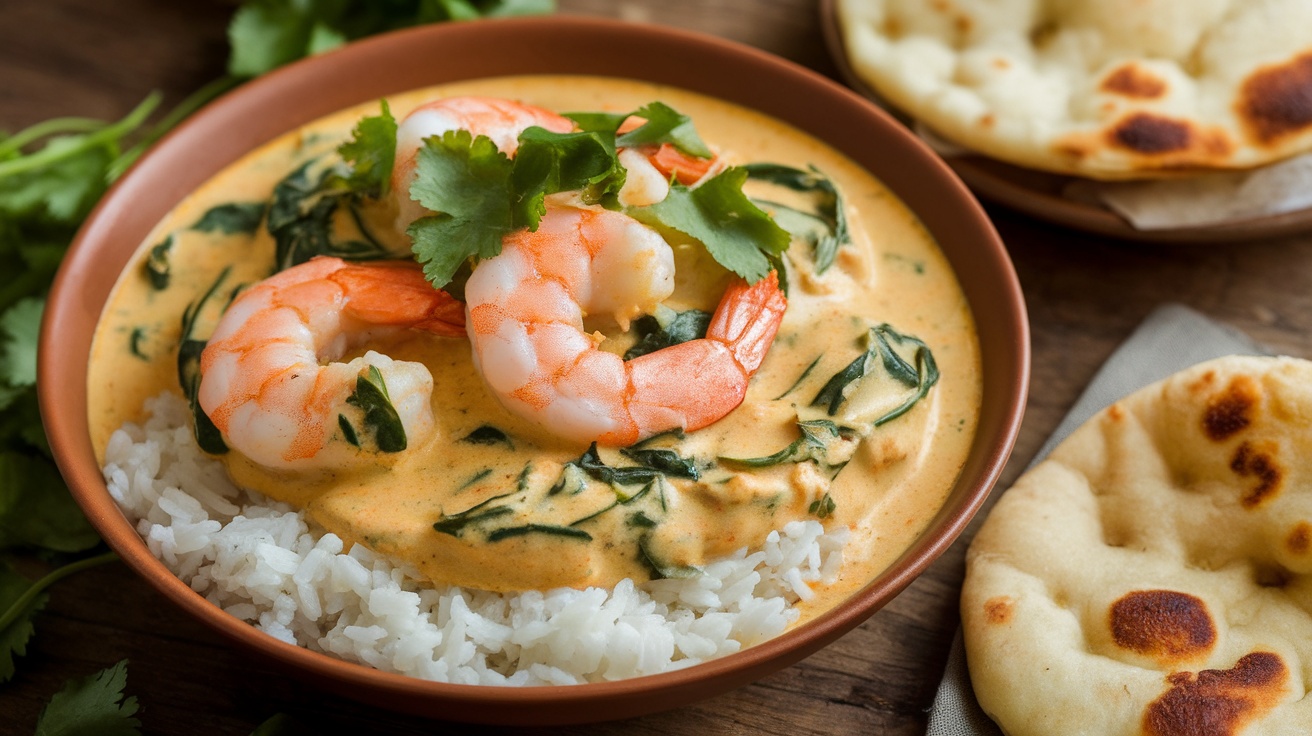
[400,100,789,288]
[629,166,791,285]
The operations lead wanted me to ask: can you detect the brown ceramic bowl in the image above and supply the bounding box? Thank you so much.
[39,16,1028,726]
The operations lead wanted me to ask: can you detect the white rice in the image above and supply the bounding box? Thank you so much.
[103,393,848,685]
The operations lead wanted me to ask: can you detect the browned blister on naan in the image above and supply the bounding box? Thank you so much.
[961,356,1312,734]
[837,0,1312,179]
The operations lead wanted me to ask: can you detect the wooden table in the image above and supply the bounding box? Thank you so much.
[5,1,1311,733]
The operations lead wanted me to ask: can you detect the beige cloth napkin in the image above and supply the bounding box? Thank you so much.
[926,303,1267,736]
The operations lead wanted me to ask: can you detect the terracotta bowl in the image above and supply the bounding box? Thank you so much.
[39,16,1028,726]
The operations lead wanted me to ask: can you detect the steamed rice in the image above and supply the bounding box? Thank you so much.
[102,393,848,685]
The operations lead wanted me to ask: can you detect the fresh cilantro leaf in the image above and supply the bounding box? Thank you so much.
[615,102,712,158]
[510,127,624,228]
[35,659,141,736]
[0,563,48,683]
[407,129,514,286]
[0,298,42,388]
[0,451,101,553]
[227,2,317,77]
[337,101,397,198]
[568,102,712,158]
[630,167,791,284]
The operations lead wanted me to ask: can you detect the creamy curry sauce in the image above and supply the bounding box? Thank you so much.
[89,76,981,622]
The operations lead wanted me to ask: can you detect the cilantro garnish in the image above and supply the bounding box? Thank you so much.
[407,129,516,287]
[406,124,633,287]
[403,103,788,289]
[34,659,142,736]
[628,166,791,284]
[337,100,398,199]
[567,101,712,158]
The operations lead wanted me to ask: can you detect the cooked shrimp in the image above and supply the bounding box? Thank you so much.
[391,97,575,229]
[197,256,465,470]
[464,205,787,446]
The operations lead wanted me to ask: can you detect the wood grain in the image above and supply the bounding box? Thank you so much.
[4,0,1312,733]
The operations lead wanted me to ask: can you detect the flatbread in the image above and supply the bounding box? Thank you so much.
[836,0,1312,179]
[961,356,1312,734]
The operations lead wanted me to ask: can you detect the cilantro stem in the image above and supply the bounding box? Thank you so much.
[0,117,107,157]
[111,75,242,178]
[0,94,160,180]
[0,551,119,633]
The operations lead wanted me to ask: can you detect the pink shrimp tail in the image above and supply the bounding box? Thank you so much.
[608,271,786,445]
[707,270,787,374]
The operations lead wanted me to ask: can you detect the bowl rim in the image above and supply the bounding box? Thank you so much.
[39,14,1029,724]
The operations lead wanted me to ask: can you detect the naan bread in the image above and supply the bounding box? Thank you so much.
[961,356,1312,735]
[836,0,1312,179]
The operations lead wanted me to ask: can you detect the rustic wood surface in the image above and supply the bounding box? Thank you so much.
[5,0,1312,733]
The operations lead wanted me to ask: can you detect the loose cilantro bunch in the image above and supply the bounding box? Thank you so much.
[1,0,556,723]
[383,100,790,288]
[0,96,148,687]
[229,0,556,77]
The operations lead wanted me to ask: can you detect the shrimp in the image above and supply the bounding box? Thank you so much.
[613,114,720,206]
[391,96,575,229]
[464,204,787,446]
[197,256,465,470]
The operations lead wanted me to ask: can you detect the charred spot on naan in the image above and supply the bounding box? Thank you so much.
[1051,114,1235,171]
[1109,590,1216,666]
[1202,375,1260,442]
[1230,440,1283,509]
[1284,522,1312,557]
[1101,64,1168,99]
[1107,114,1232,158]
[1238,52,1312,145]
[1142,652,1289,736]
[983,596,1014,625]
